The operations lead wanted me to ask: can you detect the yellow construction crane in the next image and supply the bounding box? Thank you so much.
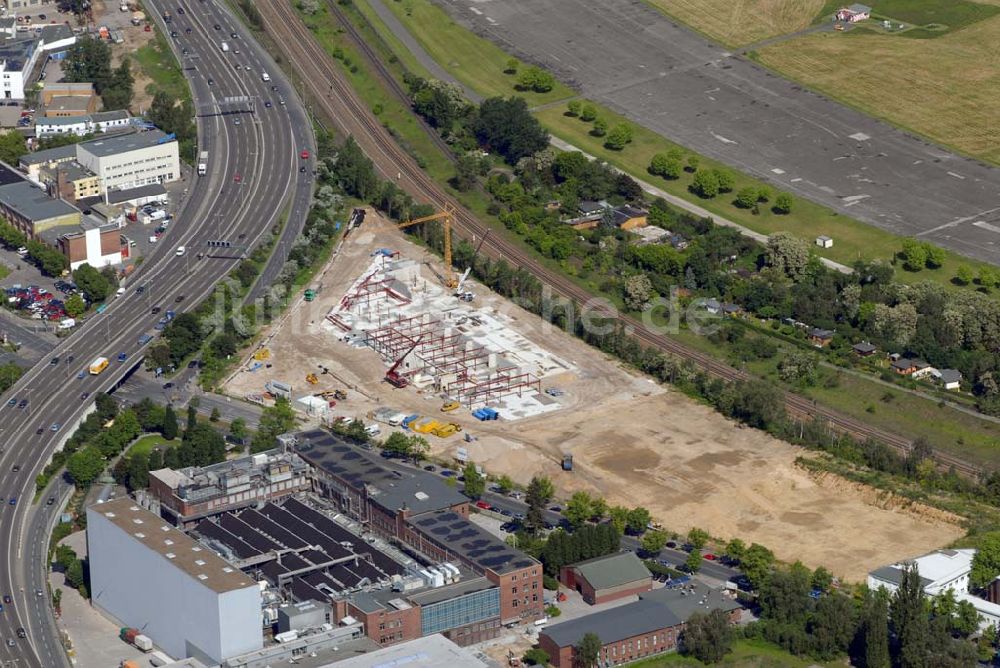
[397,204,457,288]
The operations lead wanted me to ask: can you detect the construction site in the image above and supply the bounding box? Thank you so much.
[223,209,964,582]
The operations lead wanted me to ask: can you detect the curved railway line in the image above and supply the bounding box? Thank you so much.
[256,0,981,479]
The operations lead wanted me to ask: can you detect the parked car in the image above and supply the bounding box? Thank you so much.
[475,501,491,510]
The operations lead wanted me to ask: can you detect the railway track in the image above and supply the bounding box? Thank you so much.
[256,0,982,479]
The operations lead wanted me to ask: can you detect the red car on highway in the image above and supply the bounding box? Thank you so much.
[475,500,491,510]
[300,150,310,160]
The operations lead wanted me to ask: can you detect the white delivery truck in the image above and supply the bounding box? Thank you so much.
[220,41,229,52]
[261,71,271,82]
[198,151,208,176]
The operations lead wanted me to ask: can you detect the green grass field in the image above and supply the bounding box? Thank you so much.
[128,434,175,458]
[131,31,191,101]
[370,0,576,106]
[817,0,1000,34]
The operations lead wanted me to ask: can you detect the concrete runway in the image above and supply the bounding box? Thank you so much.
[435,0,1000,264]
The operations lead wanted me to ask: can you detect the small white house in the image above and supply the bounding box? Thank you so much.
[816,235,833,249]
[932,368,962,391]
[835,4,872,23]
[868,548,999,631]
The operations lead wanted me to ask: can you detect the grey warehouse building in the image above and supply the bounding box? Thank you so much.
[87,498,264,665]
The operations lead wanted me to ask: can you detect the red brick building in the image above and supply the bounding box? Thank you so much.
[559,552,652,605]
[539,583,742,667]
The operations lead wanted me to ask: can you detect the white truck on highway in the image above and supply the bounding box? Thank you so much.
[198,151,208,176]
[261,71,271,82]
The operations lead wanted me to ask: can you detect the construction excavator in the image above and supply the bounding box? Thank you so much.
[397,205,458,288]
[385,337,422,388]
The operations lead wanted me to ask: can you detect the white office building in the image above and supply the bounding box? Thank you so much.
[0,25,76,100]
[76,129,180,191]
[35,110,132,138]
[868,548,1000,631]
[88,498,263,665]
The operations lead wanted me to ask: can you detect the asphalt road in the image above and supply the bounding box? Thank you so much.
[114,374,263,429]
[0,0,313,662]
[435,0,1000,265]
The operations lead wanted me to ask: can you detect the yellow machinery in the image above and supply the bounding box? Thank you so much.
[431,423,462,438]
[305,373,319,385]
[318,389,348,400]
[410,417,442,434]
[254,348,270,361]
[441,400,460,412]
[397,204,458,288]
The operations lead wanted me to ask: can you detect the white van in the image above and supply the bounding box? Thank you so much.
[261,71,271,82]
[220,41,229,52]
[365,423,381,437]
[115,287,126,297]
[176,246,186,256]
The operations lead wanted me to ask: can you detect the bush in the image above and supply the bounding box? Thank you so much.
[543,574,559,590]
[545,604,562,618]
[523,648,550,666]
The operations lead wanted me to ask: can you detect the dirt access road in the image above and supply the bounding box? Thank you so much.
[225,212,963,581]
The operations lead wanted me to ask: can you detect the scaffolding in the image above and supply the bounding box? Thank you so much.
[446,369,541,407]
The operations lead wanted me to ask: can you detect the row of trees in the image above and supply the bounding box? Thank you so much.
[540,524,621,577]
[0,220,67,276]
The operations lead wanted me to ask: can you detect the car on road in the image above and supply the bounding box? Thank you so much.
[234,118,241,126]
[5,639,12,647]
[299,166,307,173]
[499,508,513,517]
[16,628,24,639]
[80,392,89,400]
[135,286,145,294]
[300,149,310,160]
[230,31,238,38]
[264,100,272,108]
[18,399,27,409]
[117,352,128,362]
[423,465,435,472]
[439,469,455,477]
[181,48,189,55]
[46,497,54,506]
[188,360,200,369]
[177,7,184,13]
[185,27,192,33]
[704,553,716,561]
[6,399,14,408]
[170,31,178,37]
[152,306,161,314]
[2,595,10,604]
[77,371,85,379]
[35,427,42,435]
[175,295,185,303]
[8,498,15,506]
[213,23,220,30]
[207,78,214,86]
[163,382,174,389]
[11,465,18,473]
[49,356,59,365]
[475,500,491,510]
[50,423,60,432]
[271,85,278,91]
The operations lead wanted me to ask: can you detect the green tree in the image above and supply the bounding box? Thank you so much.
[734,186,758,209]
[63,293,86,318]
[229,417,248,442]
[0,132,27,165]
[681,608,734,663]
[972,533,1000,589]
[901,238,929,272]
[685,549,703,573]
[127,452,150,490]
[955,265,974,285]
[525,476,552,534]
[209,406,221,422]
[691,169,720,198]
[563,491,593,528]
[67,447,105,487]
[811,566,833,592]
[924,243,946,269]
[73,264,111,302]
[590,117,607,137]
[0,362,22,394]
[625,507,651,534]
[891,563,929,668]
[686,155,700,172]
[580,103,597,122]
[953,599,980,637]
[608,506,628,534]
[26,240,67,276]
[740,543,775,588]
[102,60,134,110]
[641,530,667,555]
[516,65,555,93]
[186,404,198,431]
[715,170,735,193]
[604,123,633,150]
[522,648,549,666]
[463,462,485,499]
[473,97,549,165]
[504,57,518,74]
[687,527,709,550]
[576,632,601,668]
[809,593,856,659]
[773,192,794,214]
[62,37,112,92]
[724,538,746,563]
[452,154,482,192]
[162,405,179,441]
[496,475,514,494]
[858,588,891,668]
[252,397,296,452]
[566,100,581,116]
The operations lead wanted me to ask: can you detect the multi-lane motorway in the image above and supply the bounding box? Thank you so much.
[0,0,313,662]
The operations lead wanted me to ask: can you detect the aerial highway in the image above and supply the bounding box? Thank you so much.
[0,0,313,662]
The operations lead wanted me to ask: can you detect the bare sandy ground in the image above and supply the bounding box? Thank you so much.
[225,211,964,582]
